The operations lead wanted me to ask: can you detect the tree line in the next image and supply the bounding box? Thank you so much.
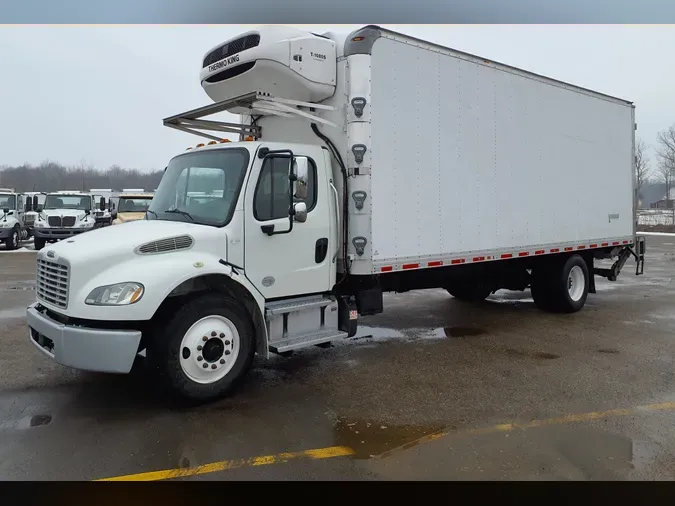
[0,161,164,193]
[636,124,675,205]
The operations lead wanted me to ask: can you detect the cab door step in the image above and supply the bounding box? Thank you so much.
[265,294,348,354]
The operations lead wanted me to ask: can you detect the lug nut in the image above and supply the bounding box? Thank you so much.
[211,364,217,369]
[202,363,208,369]
[219,333,225,338]
[225,350,231,356]
[211,331,217,337]
[220,359,225,364]
[197,356,203,361]
[197,345,203,351]
[224,340,231,346]
[202,336,208,342]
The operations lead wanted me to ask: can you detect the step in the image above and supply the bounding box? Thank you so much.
[265,295,333,317]
[269,329,348,354]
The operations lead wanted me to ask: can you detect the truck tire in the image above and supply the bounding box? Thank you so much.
[149,293,256,403]
[34,237,46,251]
[531,254,589,313]
[447,281,493,302]
[5,227,20,251]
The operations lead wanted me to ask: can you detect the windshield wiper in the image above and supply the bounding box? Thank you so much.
[146,209,158,219]
[163,208,195,221]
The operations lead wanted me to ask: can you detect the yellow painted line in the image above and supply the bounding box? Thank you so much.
[377,401,675,459]
[95,445,355,482]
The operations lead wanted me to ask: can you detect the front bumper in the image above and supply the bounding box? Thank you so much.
[26,303,142,374]
[33,227,92,239]
[0,228,12,239]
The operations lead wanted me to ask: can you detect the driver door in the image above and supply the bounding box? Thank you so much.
[243,147,333,300]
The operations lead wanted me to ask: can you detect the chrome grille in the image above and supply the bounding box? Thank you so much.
[48,216,62,227]
[137,235,194,254]
[62,216,76,227]
[36,259,69,308]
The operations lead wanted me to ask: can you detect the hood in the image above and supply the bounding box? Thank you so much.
[116,212,147,222]
[42,208,89,218]
[42,219,228,264]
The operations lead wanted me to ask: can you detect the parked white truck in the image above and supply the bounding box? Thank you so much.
[0,188,32,250]
[27,25,645,402]
[32,191,102,249]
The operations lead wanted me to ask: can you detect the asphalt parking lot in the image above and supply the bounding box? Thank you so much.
[1,234,675,481]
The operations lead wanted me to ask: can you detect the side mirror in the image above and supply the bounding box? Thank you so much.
[291,157,309,201]
[36,205,43,213]
[293,202,307,223]
[25,199,32,212]
[2,207,9,215]
[32,196,38,210]
[99,197,106,211]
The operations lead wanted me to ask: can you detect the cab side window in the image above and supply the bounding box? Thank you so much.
[254,156,317,221]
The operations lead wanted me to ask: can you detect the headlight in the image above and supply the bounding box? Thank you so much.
[0,222,11,228]
[85,282,145,306]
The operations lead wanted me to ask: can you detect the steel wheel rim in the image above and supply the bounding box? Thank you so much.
[12,231,18,248]
[567,265,585,302]
[179,315,240,384]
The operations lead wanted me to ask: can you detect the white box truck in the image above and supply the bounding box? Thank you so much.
[26,25,645,402]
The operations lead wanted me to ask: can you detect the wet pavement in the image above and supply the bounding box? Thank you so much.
[1,234,675,480]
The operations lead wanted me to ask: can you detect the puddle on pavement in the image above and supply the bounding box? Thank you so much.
[444,327,486,338]
[0,307,26,320]
[597,348,620,354]
[333,417,444,459]
[0,413,52,430]
[352,326,406,340]
[353,325,486,342]
[30,414,52,427]
[504,348,560,360]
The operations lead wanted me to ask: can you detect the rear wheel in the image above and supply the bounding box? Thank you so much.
[531,254,589,313]
[149,293,255,403]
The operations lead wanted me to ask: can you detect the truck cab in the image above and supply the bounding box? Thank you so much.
[33,191,99,250]
[112,191,154,224]
[0,188,32,250]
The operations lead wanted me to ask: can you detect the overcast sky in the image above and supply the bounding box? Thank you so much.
[0,24,672,171]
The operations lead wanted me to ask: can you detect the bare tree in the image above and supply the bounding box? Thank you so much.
[656,125,675,205]
[635,138,650,203]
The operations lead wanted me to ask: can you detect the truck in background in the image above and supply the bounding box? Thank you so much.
[88,189,117,227]
[23,192,47,237]
[32,191,103,250]
[112,190,154,224]
[0,188,33,250]
[27,25,645,402]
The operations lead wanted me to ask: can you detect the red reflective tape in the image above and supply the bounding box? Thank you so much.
[550,248,560,253]
[590,244,598,248]
[381,266,393,272]
[564,247,573,252]
[402,263,419,270]
[535,250,545,255]
[518,252,529,257]
[601,243,609,247]
[473,256,485,262]
[577,245,586,250]
[501,253,513,259]
[451,259,465,265]
[428,261,443,267]
[612,242,619,245]
[623,240,629,244]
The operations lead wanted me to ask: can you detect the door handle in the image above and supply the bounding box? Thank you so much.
[315,238,328,263]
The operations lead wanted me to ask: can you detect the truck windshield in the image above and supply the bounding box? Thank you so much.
[0,195,16,210]
[148,148,250,227]
[44,195,91,211]
[118,198,152,213]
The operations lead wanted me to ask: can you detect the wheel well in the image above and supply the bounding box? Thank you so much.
[150,274,267,357]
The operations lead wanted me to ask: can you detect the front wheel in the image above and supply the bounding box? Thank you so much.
[149,293,256,403]
[33,237,46,250]
[5,228,20,251]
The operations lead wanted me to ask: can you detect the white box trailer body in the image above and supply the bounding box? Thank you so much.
[236,26,636,276]
[26,25,645,403]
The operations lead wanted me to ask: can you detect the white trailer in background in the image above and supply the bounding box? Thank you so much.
[27,25,645,402]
